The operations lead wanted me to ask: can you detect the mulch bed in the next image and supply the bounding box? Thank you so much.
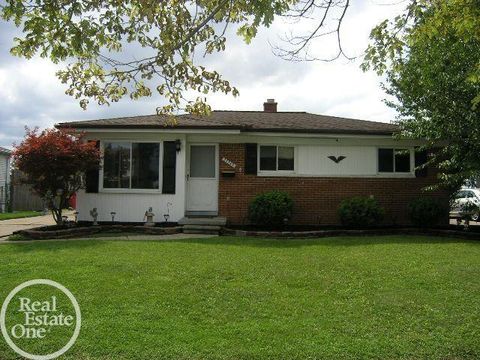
[14,224,183,240]
[12,223,480,241]
[222,227,480,240]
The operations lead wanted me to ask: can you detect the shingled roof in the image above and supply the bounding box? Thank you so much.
[56,110,398,136]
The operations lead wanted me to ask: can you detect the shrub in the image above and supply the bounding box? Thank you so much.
[408,197,447,227]
[248,190,294,227]
[338,196,385,227]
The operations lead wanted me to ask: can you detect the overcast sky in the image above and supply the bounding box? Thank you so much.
[0,0,406,149]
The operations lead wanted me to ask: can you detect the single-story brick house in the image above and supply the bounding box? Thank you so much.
[57,99,448,225]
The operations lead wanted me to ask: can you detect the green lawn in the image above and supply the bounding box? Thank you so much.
[0,236,479,359]
[0,211,42,221]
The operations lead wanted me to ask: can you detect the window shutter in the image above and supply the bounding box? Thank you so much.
[415,150,428,177]
[85,141,100,193]
[162,141,177,194]
[245,143,257,175]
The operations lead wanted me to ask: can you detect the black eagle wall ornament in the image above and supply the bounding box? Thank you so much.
[328,155,346,164]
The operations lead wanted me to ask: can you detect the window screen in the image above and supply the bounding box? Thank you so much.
[103,142,131,188]
[378,148,394,172]
[131,143,160,189]
[190,145,216,178]
[394,149,410,172]
[278,146,294,171]
[378,148,412,173]
[259,146,276,171]
[260,146,294,171]
[103,142,162,190]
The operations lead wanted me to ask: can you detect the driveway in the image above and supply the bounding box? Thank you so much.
[0,212,73,238]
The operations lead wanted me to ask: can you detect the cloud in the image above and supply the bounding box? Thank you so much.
[0,1,407,148]
[0,22,21,66]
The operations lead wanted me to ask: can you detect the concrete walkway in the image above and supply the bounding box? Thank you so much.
[0,211,74,239]
[0,213,54,238]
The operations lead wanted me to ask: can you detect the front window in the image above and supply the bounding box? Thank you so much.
[103,142,131,188]
[259,145,295,172]
[131,143,160,189]
[378,148,411,173]
[103,142,160,189]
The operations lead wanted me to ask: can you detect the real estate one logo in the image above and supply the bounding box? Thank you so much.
[0,279,81,360]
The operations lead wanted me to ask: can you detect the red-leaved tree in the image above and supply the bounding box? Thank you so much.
[13,128,100,224]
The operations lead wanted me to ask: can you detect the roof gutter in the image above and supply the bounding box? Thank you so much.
[65,127,242,135]
[240,128,396,136]
[57,125,396,137]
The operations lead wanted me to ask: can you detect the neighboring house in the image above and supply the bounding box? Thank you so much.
[0,147,11,213]
[57,99,448,225]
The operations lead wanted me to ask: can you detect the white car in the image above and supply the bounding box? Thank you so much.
[450,188,480,221]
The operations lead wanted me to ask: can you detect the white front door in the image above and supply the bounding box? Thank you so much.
[186,144,218,215]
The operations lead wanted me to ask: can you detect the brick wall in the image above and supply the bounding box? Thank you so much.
[219,143,450,225]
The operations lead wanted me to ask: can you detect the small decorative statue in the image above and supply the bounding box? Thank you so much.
[90,208,99,226]
[144,207,155,227]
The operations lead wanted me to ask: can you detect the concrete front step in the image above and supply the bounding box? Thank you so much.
[179,217,226,235]
[182,224,222,235]
[183,225,221,231]
[183,229,220,235]
[178,216,227,226]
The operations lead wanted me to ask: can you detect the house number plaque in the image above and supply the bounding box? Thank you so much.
[222,157,237,168]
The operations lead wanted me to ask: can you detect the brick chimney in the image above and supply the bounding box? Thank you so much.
[263,99,277,113]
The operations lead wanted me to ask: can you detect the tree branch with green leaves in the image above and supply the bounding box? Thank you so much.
[362,0,480,189]
[1,0,354,115]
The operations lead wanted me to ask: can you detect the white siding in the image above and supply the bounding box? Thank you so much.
[0,154,10,212]
[297,145,378,176]
[0,154,8,183]
[76,137,186,222]
[77,191,184,223]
